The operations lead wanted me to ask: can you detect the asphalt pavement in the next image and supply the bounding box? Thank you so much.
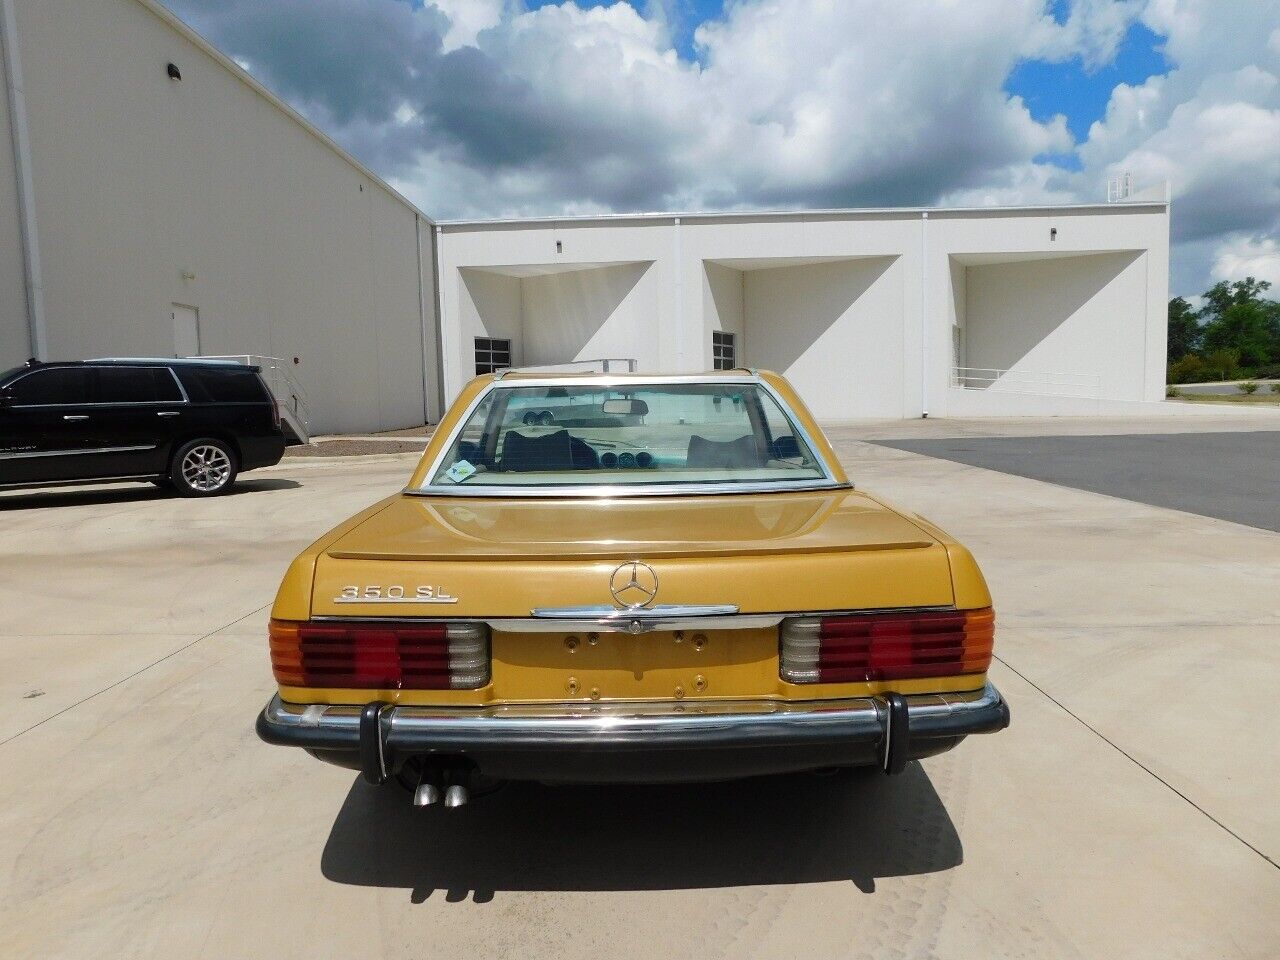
[873,430,1280,532]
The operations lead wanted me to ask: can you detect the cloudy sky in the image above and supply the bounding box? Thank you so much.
[158,0,1279,298]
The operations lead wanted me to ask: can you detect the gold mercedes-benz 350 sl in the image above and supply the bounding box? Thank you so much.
[257,369,1009,806]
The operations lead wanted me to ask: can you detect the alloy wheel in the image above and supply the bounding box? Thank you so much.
[181,444,232,493]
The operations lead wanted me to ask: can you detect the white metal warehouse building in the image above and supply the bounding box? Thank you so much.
[436,201,1171,420]
[2,0,1174,434]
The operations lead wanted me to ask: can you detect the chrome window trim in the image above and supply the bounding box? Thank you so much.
[404,479,848,499]
[4,364,189,408]
[412,374,842,497]
[0,444,157,460]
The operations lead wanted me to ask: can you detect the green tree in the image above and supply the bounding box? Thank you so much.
[1202,300,1276,367]
[1167,296,1201,360]
[1199,277,1272,320]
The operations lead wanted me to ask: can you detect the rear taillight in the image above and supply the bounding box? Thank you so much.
[269,619,490,689]
[271,399,282,430]
[780,608,994,684]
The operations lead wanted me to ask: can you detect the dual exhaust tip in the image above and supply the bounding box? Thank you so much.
[357,702,473,807]
[414,769,469,809]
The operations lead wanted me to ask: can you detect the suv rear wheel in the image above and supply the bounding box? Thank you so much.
[170,438,238,497]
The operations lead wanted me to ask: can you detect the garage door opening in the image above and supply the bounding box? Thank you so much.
[458,261,654,375]
[702,255,899,418]
[950,251,1144,399]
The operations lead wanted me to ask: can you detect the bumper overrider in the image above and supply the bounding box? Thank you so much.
[256,683,1010,784]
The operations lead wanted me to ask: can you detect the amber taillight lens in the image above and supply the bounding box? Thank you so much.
[780,608,994,684]
[269,619,490,689]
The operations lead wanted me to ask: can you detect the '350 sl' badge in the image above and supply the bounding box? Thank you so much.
[334,585,458,604]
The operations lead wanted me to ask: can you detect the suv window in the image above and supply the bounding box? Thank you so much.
[94,366,184,404]
[176,367,269,403]
[6,367,92,405]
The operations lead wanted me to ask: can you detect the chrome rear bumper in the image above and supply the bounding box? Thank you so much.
[257,683,1009,783]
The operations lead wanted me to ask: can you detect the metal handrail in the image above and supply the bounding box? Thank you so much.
[198,354,314,441]
[494,358,638,379]
[952,366,1101,398]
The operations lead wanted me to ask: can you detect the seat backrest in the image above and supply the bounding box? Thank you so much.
[686,433,764,469]
[501,429,575,472]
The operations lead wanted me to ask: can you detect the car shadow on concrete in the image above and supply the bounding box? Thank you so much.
[0,477,301,509]
[321,763,961,900]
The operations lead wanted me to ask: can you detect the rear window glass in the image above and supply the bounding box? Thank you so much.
[426,381,828,490]
[95,366,183,403]
[6,367,92,405]
[177,368,269,403]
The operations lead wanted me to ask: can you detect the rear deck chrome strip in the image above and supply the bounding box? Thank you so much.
[312,605,955,635]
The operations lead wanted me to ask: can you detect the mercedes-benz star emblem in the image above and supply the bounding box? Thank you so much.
[610,560,659,609]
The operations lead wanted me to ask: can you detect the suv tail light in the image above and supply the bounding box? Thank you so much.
[269,619,490,689]
[780,608,994,684]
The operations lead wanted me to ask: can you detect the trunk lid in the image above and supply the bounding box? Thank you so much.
[311,490,955,617]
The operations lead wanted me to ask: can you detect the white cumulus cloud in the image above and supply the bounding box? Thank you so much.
[160,0,1280,297]
[1212,234,1280,287]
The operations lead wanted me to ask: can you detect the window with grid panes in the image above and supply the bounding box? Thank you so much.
[712,331,736,370]
[475,337,512,375]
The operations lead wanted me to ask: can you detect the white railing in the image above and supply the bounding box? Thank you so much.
[952,366,1101,399]
[1107,172,1134,203]
[200,355,314,443]
[498,358,638,376]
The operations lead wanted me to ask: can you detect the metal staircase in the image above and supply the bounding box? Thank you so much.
[201,355,313,444]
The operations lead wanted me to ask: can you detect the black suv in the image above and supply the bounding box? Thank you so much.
[0,359,286,497]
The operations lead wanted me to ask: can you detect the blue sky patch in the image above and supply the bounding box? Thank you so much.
[1006,22,1170,146]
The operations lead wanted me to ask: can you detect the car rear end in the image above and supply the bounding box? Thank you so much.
[256,371,1009,805]
[256,491,1009,798]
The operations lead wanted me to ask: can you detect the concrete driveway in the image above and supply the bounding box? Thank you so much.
[1,428,1277,960]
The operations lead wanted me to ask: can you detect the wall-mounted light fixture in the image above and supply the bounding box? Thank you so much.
[167,62,182,81]
[555,240,563,253]
[1050,227,1058,241]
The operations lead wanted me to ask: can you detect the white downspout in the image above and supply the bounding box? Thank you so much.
[1,0,47,359]
[920,211,929,418]
[672,217,682,371]
[414,214,430,425]
[434,225,451,405]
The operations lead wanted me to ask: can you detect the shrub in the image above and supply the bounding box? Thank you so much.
[1272,383,1280,395]
[1167,354,1206,384]
[1166,386,1181,398]
[1203,348,1241,381]
[1239,381,1260,394]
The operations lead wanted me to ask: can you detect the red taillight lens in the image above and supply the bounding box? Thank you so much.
[780,608,994,684]
[269,619,490,689]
